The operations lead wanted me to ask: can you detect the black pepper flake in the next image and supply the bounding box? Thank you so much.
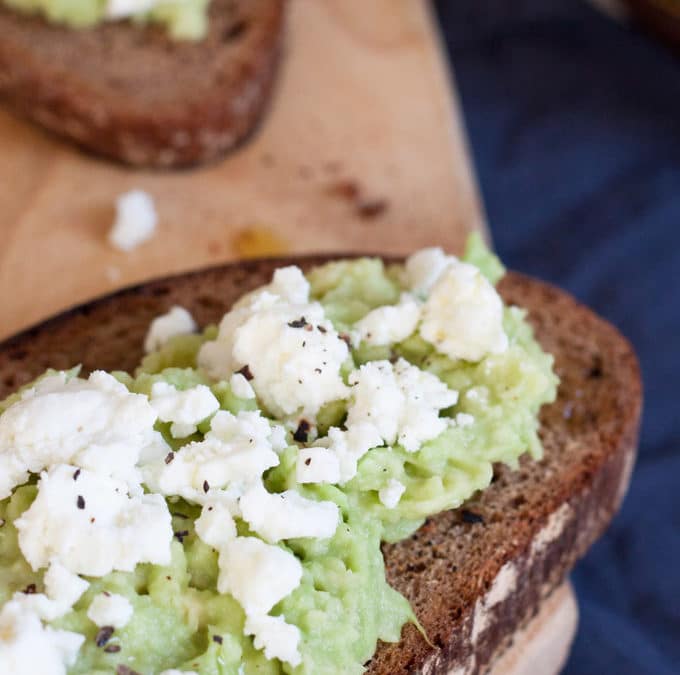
[237,364,254,381]
[213,634,223,644]
[287,317,308,329]
[164,452,175,465]
[293,420,311,443]
[22,583,37,595]
[73,468,81,481]
[339,333,351,347]
[461,509,485,525]
[314,368,322,374]
[304,458,312,466]
[117,666,141,675]
[317,325,327,333]
[203,480,210,493]
[174,530,190,543]
[76,495,85,510]
[104,644,121,653]
[95,626,115,647]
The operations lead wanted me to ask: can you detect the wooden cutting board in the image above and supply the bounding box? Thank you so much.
[0,0,485,341]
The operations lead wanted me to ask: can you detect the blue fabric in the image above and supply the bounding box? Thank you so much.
[434,2,680,673]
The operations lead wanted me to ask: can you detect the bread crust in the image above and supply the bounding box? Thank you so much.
[0,256,642,674]
[0,0,287,167]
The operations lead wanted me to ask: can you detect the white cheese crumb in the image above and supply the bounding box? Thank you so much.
[108,189,157,252]
[230,373,256,400]
[15,465,172,577]
[0,599,84,675]
[195,500,237,549]
[216,536,303,666]
[0,370,166,499]
[106,0,161,19]
[142,410,280,503]
[198,267,349,420]
[144,306,197,354]
[43,560,90,618]
[420,261,508,362]
[150,382,219,439]
[245,614,302,667]
[405,247,454,296]
[87,593,133,629]
[296,446,341,484]
[239,482,339,543]
[455,412,475,428]
[379,479,406,509]
[269,424,288,453]
[354,293,421,346]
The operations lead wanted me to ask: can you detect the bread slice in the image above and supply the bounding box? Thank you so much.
[0,0,286,167]
[0,256,641,674]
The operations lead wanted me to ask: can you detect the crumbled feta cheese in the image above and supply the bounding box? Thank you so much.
[379,479,406,509]
[108,189,157,252]
[265,266,311,305]
[142,410,279,503]
[15,465,172,577]
[195,500,237,548]
[144,306,197,354]
[347,359,458,453]
[198,268,349,420]
[216,536,303,665]
[296,447,341,484]
[87,593,133,629]
[420,261,508,362]
[354,294,421,346]
[269,424,288,453]
[239,482,339,542]
[43,560,90,618]
[0,599,84,675]
[218,537,302,613]
[230,373,256,400]
[245,614,302,667]
[455,412,475,428]
[150,382,219,438]
[405,247,454,296]
[106,0,162,19]
[0,371,166,499]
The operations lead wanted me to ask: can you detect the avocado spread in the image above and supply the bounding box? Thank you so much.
[0,236,557,674]
[2,0,209,40]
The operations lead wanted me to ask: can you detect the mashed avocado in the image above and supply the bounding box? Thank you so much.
[0,238,557,674]
[2,0,209,40]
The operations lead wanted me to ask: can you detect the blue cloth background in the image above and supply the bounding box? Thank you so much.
[433,2,679,673]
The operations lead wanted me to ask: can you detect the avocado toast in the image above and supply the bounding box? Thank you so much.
[0,245,641,673]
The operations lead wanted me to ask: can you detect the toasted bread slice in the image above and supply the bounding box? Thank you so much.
[0,256,641,674]
[0,0,286,167]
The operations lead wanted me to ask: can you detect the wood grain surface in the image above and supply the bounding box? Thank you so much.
[0,0,485,340]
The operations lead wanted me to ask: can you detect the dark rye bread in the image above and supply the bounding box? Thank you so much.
[0,256,641,674]
[0,0,286,167]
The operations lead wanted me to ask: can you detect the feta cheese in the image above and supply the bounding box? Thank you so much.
[87,593,133,629]
[217,537,302,614]
[419,261,508,362]
[15,465,172,577]
[455,412,475,428]
[230,373,256,400]
[347,359,458,453]
[239,482,339,542]
[144,306,197,354]
[142,410,280,503]
[43,560,90,618]
[245,614,302,667]
[217,536,303,665]
[0,599,84,675]
[198,269,349,420]
[150,382,219,438]
[106,0,162,19]
[405,247,454,296]
[296,447,341,484]
[0,371,166,499]
[108,189,157,252]
[195,500,237,548]
[354,294,421,346]
[379,479,406,509]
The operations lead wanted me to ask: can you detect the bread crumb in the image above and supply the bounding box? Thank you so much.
[109,190,157,252]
